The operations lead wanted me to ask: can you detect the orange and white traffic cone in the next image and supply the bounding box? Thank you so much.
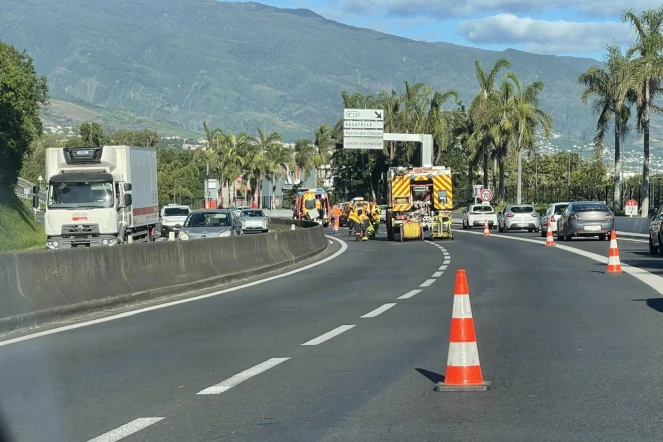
[435,269,491,392]
[483,220,490,236]
[545,221,555,247]
[606,230,622,274]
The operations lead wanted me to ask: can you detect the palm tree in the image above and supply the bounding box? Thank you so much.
[579,45,636,212]
[221,132,248,206]
[249,128,282,207]
[622,7,663,217]
[263,142,295,209]
[505,73,553,204]
[294,139,317,181]
[469,58,512,189]
[425,90,460,165]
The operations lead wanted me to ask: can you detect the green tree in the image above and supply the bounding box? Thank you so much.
[469,58,512,189]
[0,41,48,188]
[622,7,663,216]
[506,73,553,204]
[250,128,283,207]
[79,122,106,146]
[579,45,636,212]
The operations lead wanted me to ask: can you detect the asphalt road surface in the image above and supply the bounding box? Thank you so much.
[2,225,663,441]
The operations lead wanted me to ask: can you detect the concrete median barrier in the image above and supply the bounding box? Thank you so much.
[0,224,328,333]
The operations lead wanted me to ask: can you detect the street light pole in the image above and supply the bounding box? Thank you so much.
[567,154,571,201]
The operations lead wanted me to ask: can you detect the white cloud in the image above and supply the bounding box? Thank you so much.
[334,0,656,18]
[457,14,634,54]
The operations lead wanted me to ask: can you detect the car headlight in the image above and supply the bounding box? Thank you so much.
[179,232,190,240]
[241,220,246,229]
[219,230,232,237]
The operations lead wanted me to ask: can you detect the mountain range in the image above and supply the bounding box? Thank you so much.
[0,0,658,162]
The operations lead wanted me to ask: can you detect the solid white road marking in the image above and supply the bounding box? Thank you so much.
[361,303,397,318]
[420,279,436,287]
[398,289,422,299]
[454,229,663,295]
[197,358,289,395]
[0,237,349,347]
[87,418,165,442]
[443,259,450,265]
[432,271,444,277]
[301,325,356,346]
[439,265,448,271]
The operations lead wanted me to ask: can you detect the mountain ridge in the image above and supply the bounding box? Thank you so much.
[0,0,653,161]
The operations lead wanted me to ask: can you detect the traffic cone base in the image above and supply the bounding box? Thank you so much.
[545,221,555,247]
[435,269,490,393]
[606,230,622,274]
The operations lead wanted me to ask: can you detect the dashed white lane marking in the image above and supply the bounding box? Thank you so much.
[432,271,444,277]
[439,265,448,271]
[455,229,663,295]
[398,289,422,299]
[302,325,356,346]
[197,358,290,395]
[443,259,451,265]
[361,303,397,318]
[420,279,436,287]
[0,236,349,348]
[87,418,165,442]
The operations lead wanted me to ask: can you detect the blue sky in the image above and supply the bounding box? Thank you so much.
[228,0,651,60]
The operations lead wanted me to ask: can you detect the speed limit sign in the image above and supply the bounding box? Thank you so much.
[480,188,494,202]
[274,197,281,206]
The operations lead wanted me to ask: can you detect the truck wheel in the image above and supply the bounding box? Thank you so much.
[386,209,394,241]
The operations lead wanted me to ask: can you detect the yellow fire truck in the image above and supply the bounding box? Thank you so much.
[386,165,453,241]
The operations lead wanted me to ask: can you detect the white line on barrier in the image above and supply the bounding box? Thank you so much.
[398,289,422,299]
[420,279,436,287]
[0,237,349,347]
[301,325,356,346]
[197,358,289,395]
[87,417,164,442]
[361,303,397,318]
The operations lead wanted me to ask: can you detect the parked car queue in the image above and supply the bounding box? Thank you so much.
[158,204,271,241]
[462,200,615,241]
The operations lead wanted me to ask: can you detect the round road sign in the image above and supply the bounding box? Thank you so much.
[625,199,638,207]
[480,188,494,202]
[274,197,281,206]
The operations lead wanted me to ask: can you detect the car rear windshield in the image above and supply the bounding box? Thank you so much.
[510,206,534,213]
[185,212,231,227]
[554,205,568,215]
[472,206,494,212]
[573,203,609,212]
[242,210,264,217]
[164,207,189,216]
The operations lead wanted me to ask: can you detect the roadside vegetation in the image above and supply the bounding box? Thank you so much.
[0,188,45,252]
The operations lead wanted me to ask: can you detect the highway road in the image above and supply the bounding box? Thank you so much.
[2,226,663,441]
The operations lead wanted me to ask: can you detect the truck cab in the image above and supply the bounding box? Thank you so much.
[39,145,158,249]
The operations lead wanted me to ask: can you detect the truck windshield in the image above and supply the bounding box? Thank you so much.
[49,182,114,209]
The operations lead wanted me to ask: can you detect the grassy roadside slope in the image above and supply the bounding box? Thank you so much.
[0,187,45,253]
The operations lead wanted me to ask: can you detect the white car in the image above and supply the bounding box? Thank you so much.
[462,204,498,229]
[160,204,191,237]
[540,202,569,237]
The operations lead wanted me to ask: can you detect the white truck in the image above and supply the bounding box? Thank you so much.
[33,145,159,250]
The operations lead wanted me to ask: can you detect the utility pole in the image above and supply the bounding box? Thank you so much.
[567,154,571,201]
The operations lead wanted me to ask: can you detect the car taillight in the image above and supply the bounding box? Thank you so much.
[506,214,514,218]
[604,215,614,219]
[550,215,555,222]
[531,213,538,217]
[569,214,581,220]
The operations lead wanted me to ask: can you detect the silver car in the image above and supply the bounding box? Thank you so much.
[540,202,569,237]
[239,208,269,233]
[179,209,242,240]
[556,201,614,241]
[498,204,541,233]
